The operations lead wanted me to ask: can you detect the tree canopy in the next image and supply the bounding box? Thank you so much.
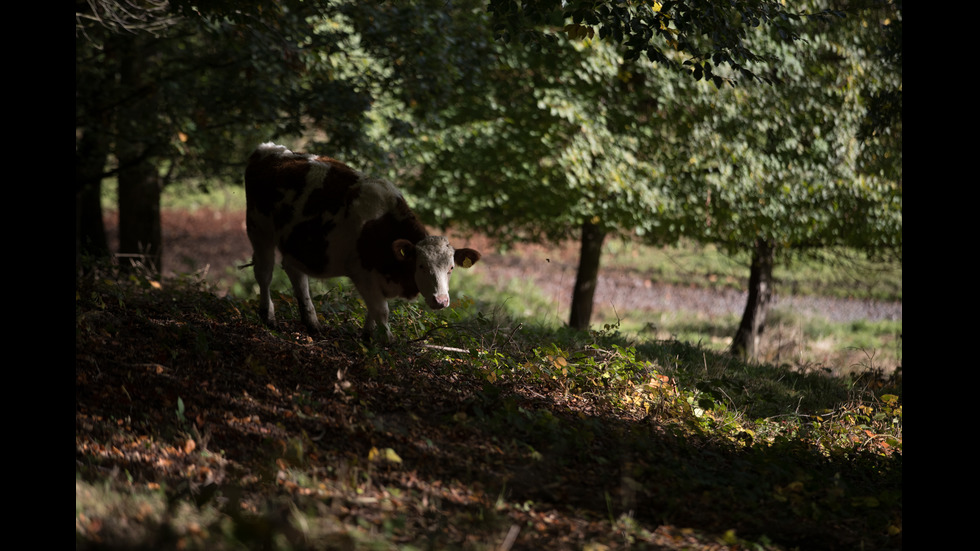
[381,0,901,341]
[486,0,839,86]
[398,35,671,244]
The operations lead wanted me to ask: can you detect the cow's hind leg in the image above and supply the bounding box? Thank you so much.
[247,218,277,327]
[284,262,321,334]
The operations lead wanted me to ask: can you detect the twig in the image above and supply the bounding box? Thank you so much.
[498,525,520,551]
[422,344,471,354]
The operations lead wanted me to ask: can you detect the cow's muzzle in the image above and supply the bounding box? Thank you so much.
[427,294,450,310]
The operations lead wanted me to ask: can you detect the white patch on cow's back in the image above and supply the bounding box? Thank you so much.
[256,142,292,158]
[305,160,330,189]
[349,177,403,224]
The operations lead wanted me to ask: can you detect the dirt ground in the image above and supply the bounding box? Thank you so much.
[104,207,902,325]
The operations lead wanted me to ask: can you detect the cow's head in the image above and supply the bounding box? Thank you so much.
[393,236,480,310]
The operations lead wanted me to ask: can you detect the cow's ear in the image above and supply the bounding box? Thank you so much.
[454,248,481,268]
[393,239,415,261]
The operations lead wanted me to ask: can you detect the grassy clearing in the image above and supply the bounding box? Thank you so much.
[441,257,902,378]
[599,238,901,302]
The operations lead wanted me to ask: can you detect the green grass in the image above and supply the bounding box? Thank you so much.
[101,177,248,212]
[223,247,901,377]
[225,253,901,383]
[216,252,902,422]
[602,238,902,302]
[442,260,901,377]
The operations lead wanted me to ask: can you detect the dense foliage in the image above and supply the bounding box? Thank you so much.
[392,0,901,254]
[397,36,672,245]
[75,0,845,247]
[379,0,900,339]
[485,0,830,86]
[667,0,902,259]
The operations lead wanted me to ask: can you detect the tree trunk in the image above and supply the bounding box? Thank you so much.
[117,149,163,274]
[569,219,607,331]
[730,239,775,360]
[115,36,164,275]
[75,127,111,273]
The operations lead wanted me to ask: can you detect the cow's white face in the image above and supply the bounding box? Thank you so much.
[414,237,455,309]
[394,236,481,310]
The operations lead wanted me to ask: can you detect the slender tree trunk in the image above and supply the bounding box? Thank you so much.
[569,219,607,331]
[115,35,164,275]
[117,149,163,274]
[730,239,775,360]
[75,128,111,273]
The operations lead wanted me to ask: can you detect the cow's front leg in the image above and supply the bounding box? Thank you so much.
[356,282,393,343]
[284,263,321,334]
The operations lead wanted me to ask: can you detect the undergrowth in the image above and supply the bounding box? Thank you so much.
[210,257,902,456]
[76,260,902,550]
[387,294,902,455]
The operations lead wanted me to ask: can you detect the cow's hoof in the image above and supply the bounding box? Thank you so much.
[360,330,392,347]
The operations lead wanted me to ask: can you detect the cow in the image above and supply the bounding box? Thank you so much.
[244,142,481,342]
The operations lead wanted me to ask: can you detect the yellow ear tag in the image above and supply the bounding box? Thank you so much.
[400,248,406,258]
[462,258,472,268]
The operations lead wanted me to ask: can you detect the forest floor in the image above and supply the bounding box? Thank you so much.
[79,207,903,550]
[76,260,903,551]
